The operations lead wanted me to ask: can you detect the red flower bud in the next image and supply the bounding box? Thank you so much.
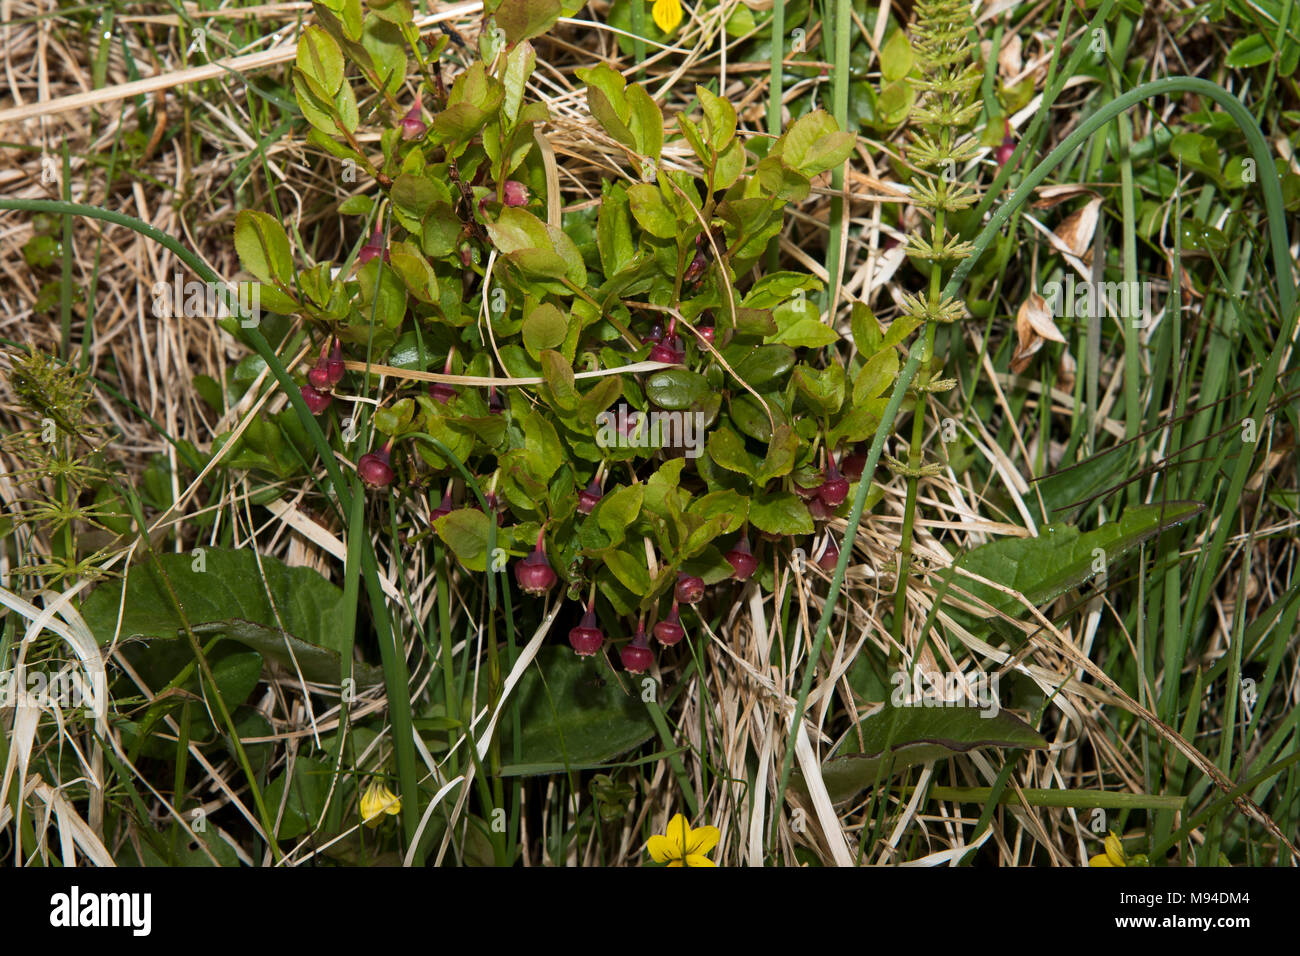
[301,384,332,414]
[807,496,834,521]
[307,365,333,391]
[725,535,758,581]
[818,459,850,508]
[683,247,708,283]
[514,527,557,595]
[675,572,705,605]
[428,383,458,403]
[429,351,458,403]
[793,479,821,501]
[325,338,345,386]
[401,104,427,140]
[620,622,653,673]
[569,601,604,656]
[358,443,395,488]
[840,446,867,481]
[431,487,454,521]
[815,534,840,571]
[502,180,530,207]
[654,603,685,646]
[577,477,604,515]
[649,336,684,365]
[358,226,389,265]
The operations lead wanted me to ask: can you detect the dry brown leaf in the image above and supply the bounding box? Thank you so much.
[1011,291,1063,373]
[1032,184,1099,209]
[1057,349,1076,391]
[998,34,1023,80]
[1054,197,1102,257]
[1023,290,1066,342]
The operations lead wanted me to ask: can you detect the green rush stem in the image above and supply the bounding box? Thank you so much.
[766,76,1299,855]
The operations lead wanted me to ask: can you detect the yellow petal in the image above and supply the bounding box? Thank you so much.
[646,834,679,864]
[684,854,717,867]
[665,813,691,852]
[360,781,400,825]
[1104,832,1127,867]
[652,0,683,34]
[1088,852,1114,867]
[684,824,720,857]
[667,859,685,867]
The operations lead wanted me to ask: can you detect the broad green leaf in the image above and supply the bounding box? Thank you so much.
[435,508,493,572]
[496,647,656,775]
[360,17,407,94]
[707,426,755,477]
[627,183,677,238]
[192,620,382,688]
[523,302,569,357]
[697,84,736,152]
[604,546,652,594]
[733,344,795,388]
[495,0,563,44]
[596,484,644,543]
[391,171,439,218]
[748,489,813,535]
[770,318,839,349]
[942,502,1206,627]
[389,241,439,304]
[742,271,822,308]
[800,131,855,176]
[78,549,377,685]
[777,109,837,171]
[626,82,664,162]
[263,756,331,839]
[793,363,845,417]
[850,302,882,354]
[853,347,898,404]
[713,137,746,191]
[541,350,576,407]
[676,113,709,165]
[501,40,536,124]
[234,210,292,285]
[355,258,408,329]
[597,183,635,277]
[807,703,1047,803]
[523,407,564,480]
[755,423,799,485]
[1169,132,1222,182]
[297,26,344,95]
[578,374,623,422]
[645,368,708,410]
[880,28,914,82]
[1225,33,1274,69]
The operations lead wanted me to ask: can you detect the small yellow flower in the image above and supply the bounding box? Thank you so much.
[651,0,683,34]
[646,813,719,867]
[360,780,401,828]
[1089,831,1127,867]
